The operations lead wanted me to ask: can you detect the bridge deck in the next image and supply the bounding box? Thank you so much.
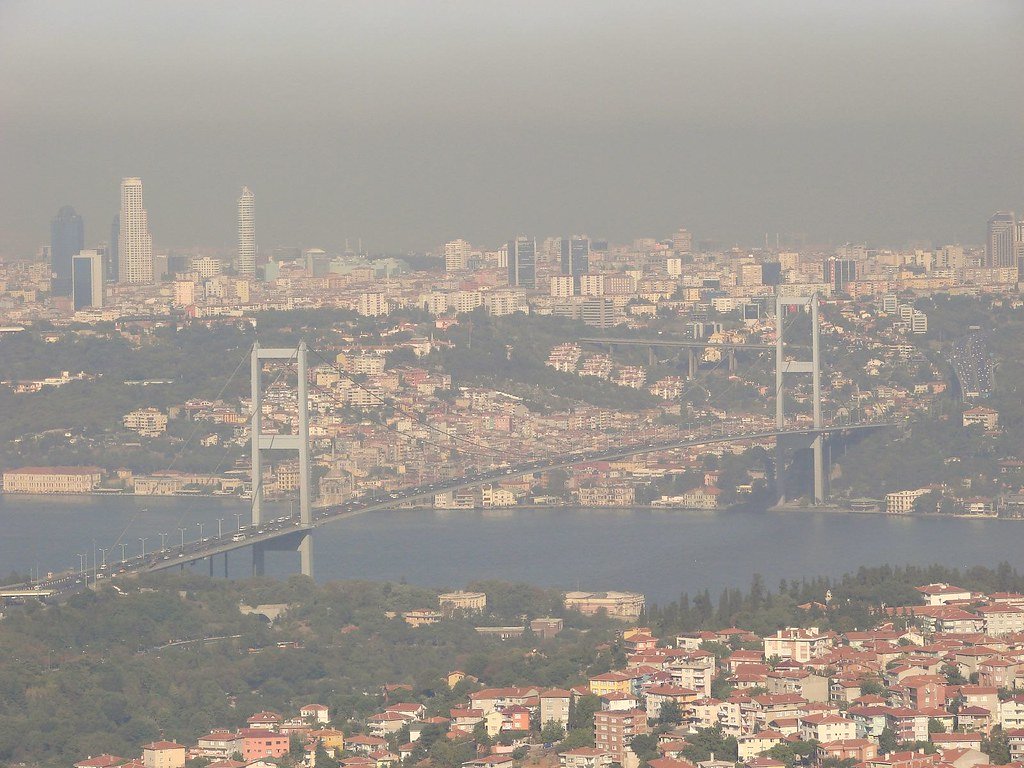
[578,337,774,349]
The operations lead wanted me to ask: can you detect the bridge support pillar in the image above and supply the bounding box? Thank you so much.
[224,552,229,578]
[250,341,314,579]
[252,544,265,577]
[775,292,826,505]
[687,349,697,379]
[208,556,213,577]
[298,531,313,580]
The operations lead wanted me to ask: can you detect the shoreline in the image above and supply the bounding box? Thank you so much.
[0,492,1015,523]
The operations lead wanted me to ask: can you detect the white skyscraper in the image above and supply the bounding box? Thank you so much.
[118,177,153,284]
[444,238,471,273]
[237,186,255,277]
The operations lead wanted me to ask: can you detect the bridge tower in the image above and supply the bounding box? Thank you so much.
[250,340,313,577]
[774,293,826,505]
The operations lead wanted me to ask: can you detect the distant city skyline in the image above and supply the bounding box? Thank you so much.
[1,1,1021,256]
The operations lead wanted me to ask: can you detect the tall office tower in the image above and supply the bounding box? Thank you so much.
[824,256,857,294]
[507,235,536,288]
[118,177,153,284]
[1015,221,1024,263]
[72,250,104,310]
[986,211,1016,268]
[50,205,84,297]
[108,214,119,282]
[560,236,590,279]
[444,238,471,273]
[672,228,692,253]
[237,186,255,276]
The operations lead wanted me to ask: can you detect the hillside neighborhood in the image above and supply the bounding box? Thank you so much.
[72,581,1024,768]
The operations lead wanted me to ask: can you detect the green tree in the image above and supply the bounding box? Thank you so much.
[878,728,898,755]
[541,721,566,743]
[657,701,683,726]
[568,694,602,731]
[315,743,339,768]
[983,729,1011,765]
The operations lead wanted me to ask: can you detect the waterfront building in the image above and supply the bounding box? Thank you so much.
[2,466,103,494]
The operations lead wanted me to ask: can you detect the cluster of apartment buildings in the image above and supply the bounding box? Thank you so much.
[74,579,1024,768]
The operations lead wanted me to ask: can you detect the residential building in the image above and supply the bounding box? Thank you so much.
[798,713,857,743]
[539,688,572,728]
[123,408,168,437]
[886,488,930,514]
[560,748,612,768]
[763,628,834,662]
[141,742,186,768]
[594,709,648,764]
[239,729,290,762]
[445,239,471,273]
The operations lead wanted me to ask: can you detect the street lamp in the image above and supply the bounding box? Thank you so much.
[159,532,168,551]
[234,512,243,531]
[99,548,108,569]
[120,543,127,563]
[178,527,186,550]
[139,537,148,559]
[217,518,224,539]
[197,522,205,541]
[77,553,86,577]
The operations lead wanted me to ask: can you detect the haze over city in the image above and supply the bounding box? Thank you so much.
[1,0,1022,257]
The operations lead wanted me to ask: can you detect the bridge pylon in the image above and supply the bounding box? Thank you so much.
[250,340,313,578]
[774,293,826,505]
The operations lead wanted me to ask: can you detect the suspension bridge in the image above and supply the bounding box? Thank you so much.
[20,293,895,593]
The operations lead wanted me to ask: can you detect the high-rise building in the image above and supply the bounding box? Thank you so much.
[672,228,693,253]
[986,212,1016,268]
[108,214,119,282]
[118,177,153,284]
[72,250,104,310]
[444,239,471,273]
[507,236,536,289]
[237,187,255,277]
[50,205,84,297]
[560,236,590,280]
[824,257,857,294]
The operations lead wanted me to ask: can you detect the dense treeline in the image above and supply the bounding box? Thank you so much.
[0,575,621,767]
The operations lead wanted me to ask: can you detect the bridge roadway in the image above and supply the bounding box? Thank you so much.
[135,421,892,574]
[578,337,774,349]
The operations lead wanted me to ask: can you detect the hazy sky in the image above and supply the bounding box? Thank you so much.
[1,0,1021,257]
